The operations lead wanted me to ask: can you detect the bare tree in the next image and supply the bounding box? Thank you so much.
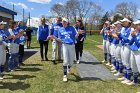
[51,3,65,17]
[115,2,138,18]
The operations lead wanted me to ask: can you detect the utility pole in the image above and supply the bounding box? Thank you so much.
[23,8,24,26]
[29,12,30,27]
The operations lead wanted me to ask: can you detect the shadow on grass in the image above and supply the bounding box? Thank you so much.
[68,73,82,82]
[25,64,43,66]
[23,50,38,62]
[5,74,36,80]
[0,81,30,91]
[16,67,42,72]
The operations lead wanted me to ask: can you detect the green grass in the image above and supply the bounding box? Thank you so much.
[0,35,139,93]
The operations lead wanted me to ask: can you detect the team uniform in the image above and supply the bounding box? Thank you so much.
[16,25,25,67]
[37,24,50,61]
[118,26,134,83]
[58,25,77,81]
[101,26,110,63]
[51,23,63,63]
[0,28,8,79]
[7,28,20,71]
[113,27,124,76]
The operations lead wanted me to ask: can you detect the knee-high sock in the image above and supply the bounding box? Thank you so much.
[104,53,107,61]
[127,68,132,80]
[63,66,67,76]
[133,72,138,83]
[124,67,127,78]
[119,61,123,73]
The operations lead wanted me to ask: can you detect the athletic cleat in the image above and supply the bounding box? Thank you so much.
[63,75,67,82]
[101,60,107,63]
[0,76,3,80]
[106,62,110,66]
[109,64,113,67]
[126,81,138,86]
[111,66,115,70]
[121,79,131,84]
[111,69,117,73]
[118,77,126,81]
[67,69,70,74]
[114,72,122,76]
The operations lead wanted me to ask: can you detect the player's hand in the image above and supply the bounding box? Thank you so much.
[131,30,137,36]
[116,31,121,35]
[78,30,84,34]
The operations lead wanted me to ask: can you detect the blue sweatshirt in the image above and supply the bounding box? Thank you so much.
[37,24,49,41]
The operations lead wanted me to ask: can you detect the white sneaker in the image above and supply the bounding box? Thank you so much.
[0,76,3,80]
[137,92,140,93]
[77,60,80,64]
[102,60,107,63]
[111,66,115,70]
[106,62,110,66]
[114,72,122,76]
[126,81,137,86]
[67,69,70,74]
[118,77,126,81]
[121,79,131,84]
[109,64,113,67]
[63,75,67,82]
[111,69,117,73]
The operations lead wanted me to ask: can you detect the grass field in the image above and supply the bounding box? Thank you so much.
[0,35,139,93]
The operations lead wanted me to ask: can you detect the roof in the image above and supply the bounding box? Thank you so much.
[0,5,17,15]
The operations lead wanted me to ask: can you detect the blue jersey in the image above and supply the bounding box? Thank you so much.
[7,28,20,44]
[16,25,24,32]
[37,24,50,41]
[0,29,9,43]
[51,23,63,37]
[19,36,26,45]
[119,26,132,45]
[58,26,77,44]
[112,28,122,44]
[102,27,110,40]
[129,32,140,51]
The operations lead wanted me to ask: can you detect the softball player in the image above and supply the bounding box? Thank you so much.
[75,19,86,64]
[106,24,114,67]
[51,18,84,82]
[117,18,134,84]
[51,17,63,64]
[112,21,124,76]
[7,21,20,71]
[16,23,25,67]
[125,20,140,85]
[0,21,8,79]
[100,21,110,63]
[108,24,118,71]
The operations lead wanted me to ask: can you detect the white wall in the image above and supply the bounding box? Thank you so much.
[0,11,12,19]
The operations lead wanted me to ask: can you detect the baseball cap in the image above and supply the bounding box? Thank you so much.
[120,18,131,23]
[62,18,69,23]
[0,21,7,25]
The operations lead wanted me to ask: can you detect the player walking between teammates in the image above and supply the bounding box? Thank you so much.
[75,19,86,64]
[50,18,84,82]
[37,17,50,61]
[51,17,63,64]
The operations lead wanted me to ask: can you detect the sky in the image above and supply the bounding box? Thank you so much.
[1,0,140,20]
